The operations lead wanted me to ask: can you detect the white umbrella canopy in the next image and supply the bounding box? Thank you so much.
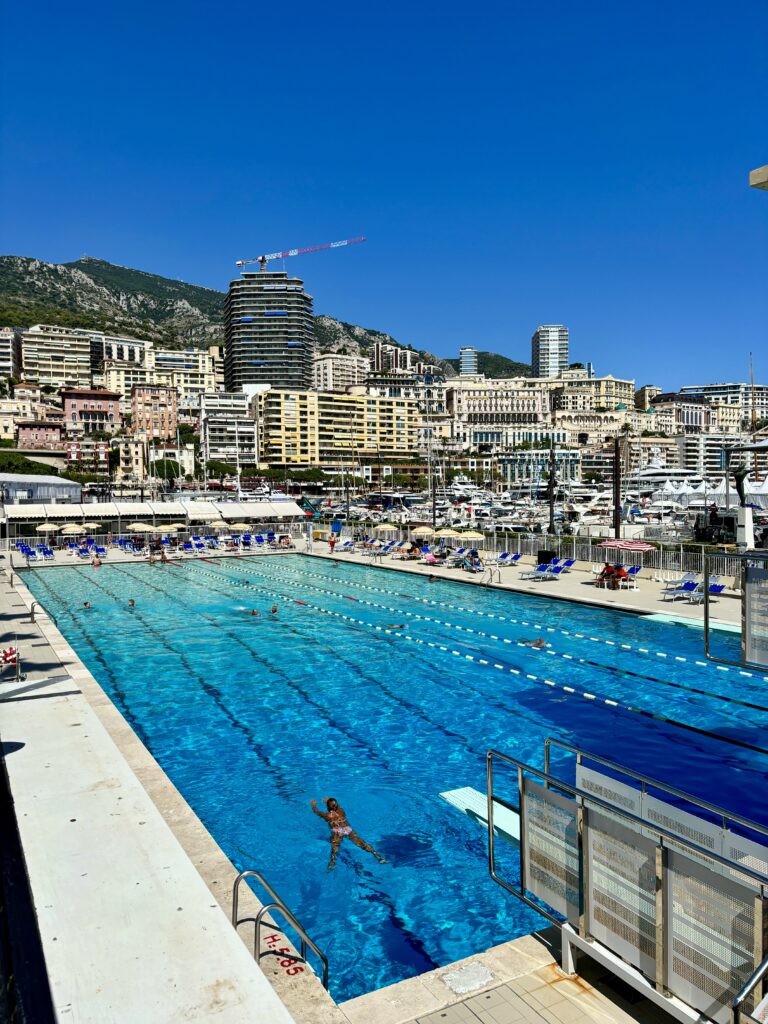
[228,522,252,530]
[411,525,435,537]
[435,528,462,538]
[459,530,486,541]
[208,519,230,529]
[373,522,399,532]
[127,522,155,532]
[35,522,61,532]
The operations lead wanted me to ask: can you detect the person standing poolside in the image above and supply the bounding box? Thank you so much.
[310,797,387,871]
[329,536,336,553]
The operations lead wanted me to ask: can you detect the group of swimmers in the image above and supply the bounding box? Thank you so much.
[247,606,278,617]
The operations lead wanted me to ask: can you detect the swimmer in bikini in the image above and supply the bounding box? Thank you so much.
[310,797,387,871]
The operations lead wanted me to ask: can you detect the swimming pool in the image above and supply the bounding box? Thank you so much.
[24,555,768,1002]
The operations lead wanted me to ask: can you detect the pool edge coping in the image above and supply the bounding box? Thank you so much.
[4,567,347,1024]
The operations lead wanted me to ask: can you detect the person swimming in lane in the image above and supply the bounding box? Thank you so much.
[310,797,387,871]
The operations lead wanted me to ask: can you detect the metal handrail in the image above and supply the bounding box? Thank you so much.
[488,748,768,1018]
[487,748,768,893]
[732,952,768,1023]
[231,869,328,989]
[543,737,768,840]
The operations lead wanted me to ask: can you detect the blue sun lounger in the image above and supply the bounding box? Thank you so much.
[663,580,699,601]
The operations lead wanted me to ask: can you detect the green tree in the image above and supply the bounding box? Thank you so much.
[0,451,58,475]
[153,459,181,480]
[206,460,236,488]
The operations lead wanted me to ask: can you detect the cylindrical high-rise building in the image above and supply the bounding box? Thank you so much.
[224,270,316,391]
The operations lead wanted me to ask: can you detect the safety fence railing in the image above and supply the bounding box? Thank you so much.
[487,745,768,1024]
[3,523,307,555]
[331,526,742,581]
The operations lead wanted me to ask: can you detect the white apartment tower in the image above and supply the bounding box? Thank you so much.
[459,347,478,376]
[531,325,569,378]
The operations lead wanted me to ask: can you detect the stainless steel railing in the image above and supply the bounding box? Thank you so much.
[543,736,768,840]
[231,869,328,989]
[487,747,768,1015]
[733,954,768,1023]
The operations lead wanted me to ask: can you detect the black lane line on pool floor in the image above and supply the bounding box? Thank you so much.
[28,568,152,748]
[108,563,400,775]
[225,562,768,719]
[100,563,444,977]
[128,560,500,760]
[174,561,573,756]
[178,561,768,760]
[70,565,296,799]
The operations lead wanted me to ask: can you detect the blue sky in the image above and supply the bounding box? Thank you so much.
[2,1,766,389]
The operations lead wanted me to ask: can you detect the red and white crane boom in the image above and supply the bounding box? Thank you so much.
[236,236,367,269]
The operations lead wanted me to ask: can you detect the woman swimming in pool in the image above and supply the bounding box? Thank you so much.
[310,797,387,871]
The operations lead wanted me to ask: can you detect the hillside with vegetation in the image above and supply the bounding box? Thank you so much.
[0,255,524,376]
[445,351,531,378]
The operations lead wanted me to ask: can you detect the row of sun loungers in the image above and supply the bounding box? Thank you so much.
[662,572,726,603]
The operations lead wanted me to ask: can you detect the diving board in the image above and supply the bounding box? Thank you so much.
[439,786,520,844]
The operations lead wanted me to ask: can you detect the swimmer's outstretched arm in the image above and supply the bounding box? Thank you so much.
[310,798,330,820]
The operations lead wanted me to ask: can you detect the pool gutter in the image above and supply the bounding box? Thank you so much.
[0,563,345,1024]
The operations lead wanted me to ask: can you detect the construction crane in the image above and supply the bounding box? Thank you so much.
[236,236,367,270]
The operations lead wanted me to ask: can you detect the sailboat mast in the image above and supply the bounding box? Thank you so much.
[751,352,759,481]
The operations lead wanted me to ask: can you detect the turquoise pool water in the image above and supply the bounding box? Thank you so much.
[24,555,768,1002]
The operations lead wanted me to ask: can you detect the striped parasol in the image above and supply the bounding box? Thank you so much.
[596,539,656,552]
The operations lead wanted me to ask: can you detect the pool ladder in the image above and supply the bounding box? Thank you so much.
[231,869,329,989]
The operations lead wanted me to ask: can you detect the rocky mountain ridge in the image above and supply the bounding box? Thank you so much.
[0,255,530,376]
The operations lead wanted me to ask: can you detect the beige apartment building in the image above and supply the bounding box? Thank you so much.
[550,373,635,412]
[21,324,92,388]
[0,397,36,442]
[255,388,418,469]
[131,385,178,440]
[102,348,217,410]
[313,353,371,392]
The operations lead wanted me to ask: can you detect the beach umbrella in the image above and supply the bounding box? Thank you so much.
[35,522,61,532]
[127,522,155,532]
[208,519,230,529]
[411,525,435,536]
[373,522,399,532]
[597,539,656,552]
[228,522,252,530]
[59,523,85,535]
[435,528,462,538]
[158,524,179,532]
[163,523,187,530]
[459,530,486,541]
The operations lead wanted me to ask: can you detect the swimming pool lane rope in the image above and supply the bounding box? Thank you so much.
[145,560,576,753]
[259,559,766,682]
[70,564,322,797]
[209,560,768,719]
[106,563,417,774]
[174,561,768,759]
[58,566,446,974]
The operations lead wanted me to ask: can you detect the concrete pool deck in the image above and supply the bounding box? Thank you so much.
[305,546,742,629]
[0,546,741,1024]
